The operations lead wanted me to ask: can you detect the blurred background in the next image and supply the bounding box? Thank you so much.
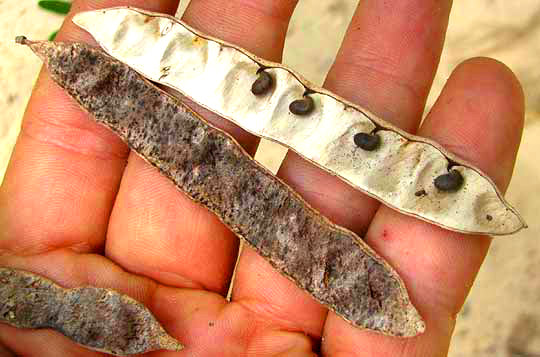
[1,1,539,356]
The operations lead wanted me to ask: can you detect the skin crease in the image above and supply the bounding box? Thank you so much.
[0,0,524,356]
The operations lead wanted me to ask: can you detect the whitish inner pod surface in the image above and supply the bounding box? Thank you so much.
[25,39,425,337]
[73,7,526,236]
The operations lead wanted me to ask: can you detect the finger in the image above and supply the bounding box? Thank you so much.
[0,251,168,356]
[106,1,299,294]
[232,248,328,337]
[325,0,452,131]
[277,0,453,238]
[234,0,453,340]
[0,326,100,357]
[0,249,314,356]
[322,58,525,356]
[182,0,300,154]
[0,0,180,255]
[0,344,15,357]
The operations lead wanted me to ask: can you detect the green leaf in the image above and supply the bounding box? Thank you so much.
[38,1,71,15]
[48,30,59,41]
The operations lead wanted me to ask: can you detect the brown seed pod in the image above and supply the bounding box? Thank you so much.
[251,70,273,95]
[289,95,315,115]
[0,268,183,355]
[19,39,425,337]
[72,7,526,236]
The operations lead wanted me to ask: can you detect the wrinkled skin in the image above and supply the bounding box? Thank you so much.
[0,1,524,356]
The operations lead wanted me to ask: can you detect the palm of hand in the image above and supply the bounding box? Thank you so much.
[0,1,524,356]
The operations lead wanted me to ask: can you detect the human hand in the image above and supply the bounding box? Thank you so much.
[0,1,524,356]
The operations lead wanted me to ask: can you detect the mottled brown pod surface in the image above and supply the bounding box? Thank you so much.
[73,7,526,236]
[20,39,425,337]
[0,268,183,355]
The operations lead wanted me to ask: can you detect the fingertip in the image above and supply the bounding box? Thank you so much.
[453,56,525,109]
[56,1,181,43]
[422,56,525,191]
[232,247,327,337]
[1,1,182,256]
[183,0,298,61]
[321,311,454,357]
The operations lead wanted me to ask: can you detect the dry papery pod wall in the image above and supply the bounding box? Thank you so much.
[0,268,183,355]
[73,7,527,236]
[16,38,425,337]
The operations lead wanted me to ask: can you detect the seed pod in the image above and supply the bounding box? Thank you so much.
[354,132,380,151]
[72,7,526,236]
[434,170,464,192]
[0,268,183,355]
[289,95,315,115]
[251,70,273,95]
[20,39,425,337]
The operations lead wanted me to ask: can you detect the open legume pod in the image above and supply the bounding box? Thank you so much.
[73,7,527,236]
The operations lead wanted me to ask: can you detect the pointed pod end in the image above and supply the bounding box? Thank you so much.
[384,300,426,337]
[15,35,28,45]
[14,36,41,49]
[516,211,528,231]
[14,37,59,64]
[403,304,426,337]
[352,299,425,337]
[157,334,184,352]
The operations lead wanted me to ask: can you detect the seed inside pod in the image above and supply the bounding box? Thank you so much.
[289,95,314,115]
[434,170,464,192]
[251,70,273,95]
[354,132,380,151]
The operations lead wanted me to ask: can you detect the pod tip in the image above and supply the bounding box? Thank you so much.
[15,35,28,45]
[158,334,184,352]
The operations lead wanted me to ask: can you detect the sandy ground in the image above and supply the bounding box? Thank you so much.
[1,1,539,356]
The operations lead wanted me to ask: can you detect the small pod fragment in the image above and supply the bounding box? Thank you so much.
[20,39,425,337]
[0,268,183,355]
[72,7,526,236]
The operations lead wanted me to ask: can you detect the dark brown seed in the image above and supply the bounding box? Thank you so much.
[0,268,183,355]
[289,95,314,115]
[251,70,273,95]
[354,132,380,151]
[415,189,427,197]
[434,170,464,192]
[20,40,424,337]
[486,214,493,221]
